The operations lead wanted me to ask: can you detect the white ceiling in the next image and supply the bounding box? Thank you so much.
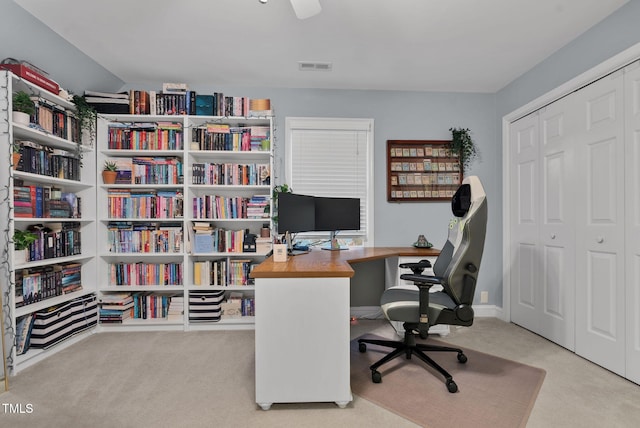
[15,0,628,93]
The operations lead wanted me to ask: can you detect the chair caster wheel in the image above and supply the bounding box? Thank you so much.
[457,352,468,363]
[359,343,367,353]
[372,370,382,383]
[446,379,458,393]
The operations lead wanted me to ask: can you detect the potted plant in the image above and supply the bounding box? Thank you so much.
[449,127,479,173]
[12,90,35,125]
[102,160,118,184]
[13,229,37,264]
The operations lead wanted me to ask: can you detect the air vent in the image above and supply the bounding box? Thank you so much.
[298,61,333,72]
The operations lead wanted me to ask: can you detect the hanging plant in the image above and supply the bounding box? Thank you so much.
[266,184,292,225]
[71,94,98,167]
[449,127,478,172]
[72,94,98,144]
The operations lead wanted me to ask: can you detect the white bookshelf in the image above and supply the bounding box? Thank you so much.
[96,113,273,331]
[0,70,98,374]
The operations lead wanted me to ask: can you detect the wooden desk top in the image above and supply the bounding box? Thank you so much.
[250,247,440,279]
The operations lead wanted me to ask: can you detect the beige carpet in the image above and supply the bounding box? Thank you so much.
[351,334,546,428]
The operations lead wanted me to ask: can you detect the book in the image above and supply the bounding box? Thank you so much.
[84,90,129,99]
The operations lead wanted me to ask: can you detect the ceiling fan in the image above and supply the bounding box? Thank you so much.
[260,0,322,20]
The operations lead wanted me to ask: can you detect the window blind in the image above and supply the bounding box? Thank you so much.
[285,118,374,245]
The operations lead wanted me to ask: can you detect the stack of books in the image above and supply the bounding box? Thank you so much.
[99,293,134,323]
[84,90,130,114]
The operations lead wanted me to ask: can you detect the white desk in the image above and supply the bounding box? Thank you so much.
[251,246,440,410]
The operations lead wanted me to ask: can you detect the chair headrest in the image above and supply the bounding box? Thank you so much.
[452,184,471,217]
[452,176,486,218]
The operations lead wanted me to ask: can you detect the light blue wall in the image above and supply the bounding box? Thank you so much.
[497,0,640,117]
[7,0,640,308]
[0,0,123,94]
[495,0,640,306]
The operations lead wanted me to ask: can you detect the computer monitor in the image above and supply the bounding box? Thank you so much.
[276,192,316,234]
[315,196,361,250]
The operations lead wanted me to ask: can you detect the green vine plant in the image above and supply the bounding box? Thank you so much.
[72,94,98,145]
[449,127,479,172]
[267,184,292,225]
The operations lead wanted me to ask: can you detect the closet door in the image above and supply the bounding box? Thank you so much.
[574,70,626,376]
[509,112,541,331]
[538,97,576,349]
[509,100,576,350]
[624,62,640,384]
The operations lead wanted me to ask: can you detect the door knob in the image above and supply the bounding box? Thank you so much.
[596,236,604,243]
[550,234,556,239]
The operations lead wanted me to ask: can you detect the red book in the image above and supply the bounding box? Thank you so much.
[1,64,60,94]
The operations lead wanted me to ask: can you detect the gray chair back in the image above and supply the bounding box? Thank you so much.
[433,176,487,306]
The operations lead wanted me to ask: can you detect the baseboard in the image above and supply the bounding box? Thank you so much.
[350,306,383,319]
[350,304,504,320]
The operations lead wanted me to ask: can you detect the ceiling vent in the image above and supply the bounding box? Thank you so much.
[298,61,333,72]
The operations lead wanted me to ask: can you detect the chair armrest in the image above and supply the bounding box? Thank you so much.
[399,274,443,336]
[399,273,442,286]
[399,259,432,275]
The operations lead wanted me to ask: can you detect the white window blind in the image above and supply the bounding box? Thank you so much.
[285,117,374,245]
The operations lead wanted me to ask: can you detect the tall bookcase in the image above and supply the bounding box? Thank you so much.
[0,70,98,374]
[96,114,273,331]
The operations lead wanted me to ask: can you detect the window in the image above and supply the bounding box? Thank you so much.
[284,117,374,246]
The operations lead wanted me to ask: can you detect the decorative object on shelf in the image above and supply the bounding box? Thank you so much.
[102,160,118,184]
[11,142,21,170]
[413,234,433,248]
[13,229,37,264]
[11,90,35,125]
[449,127,479,172]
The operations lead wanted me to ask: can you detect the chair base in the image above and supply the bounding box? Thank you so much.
[358,328,467,393]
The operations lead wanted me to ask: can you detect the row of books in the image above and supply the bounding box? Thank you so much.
[107,188,184,219]
[106,222,183,254]
[192,227,248,254]
[191,194,269,220]
[117,156,184,185]
[191,162,270,186]
[30,99,81,143]
[22,223,82,262]
[193,259,228,286]
[107,262,183,286]
[107,122,184,150]
[390,188,459,199]
[16,140,81,181]
[191,124,270,151]
[390,172,462,186]
[15,261,82,307]
[99,292,174,322]
[14,182,81,219]
[131,90,266,117]
[85,88,271,118]
[390,146,460,158]
[390,160,461,172]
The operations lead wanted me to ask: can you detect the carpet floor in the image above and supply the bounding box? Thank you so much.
[351,334,546,428]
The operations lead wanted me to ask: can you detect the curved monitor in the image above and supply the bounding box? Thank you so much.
[276,192,316,234]
[314,196,360,232]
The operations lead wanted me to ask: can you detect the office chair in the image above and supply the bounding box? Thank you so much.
[358,176,487,393]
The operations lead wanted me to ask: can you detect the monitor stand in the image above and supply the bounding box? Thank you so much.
[322,231,348,251]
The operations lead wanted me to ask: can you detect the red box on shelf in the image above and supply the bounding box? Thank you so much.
[0,63,60,95]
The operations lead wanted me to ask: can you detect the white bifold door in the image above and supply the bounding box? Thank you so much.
[508,61,640,383]
[509,94,576,351]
